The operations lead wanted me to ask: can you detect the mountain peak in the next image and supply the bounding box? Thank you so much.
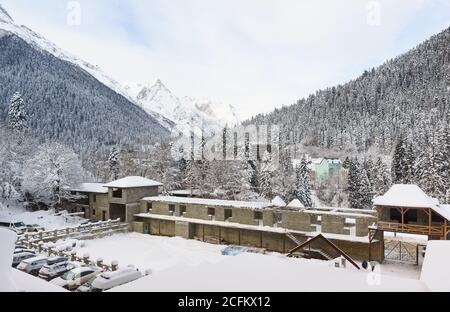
[0,5,13,24]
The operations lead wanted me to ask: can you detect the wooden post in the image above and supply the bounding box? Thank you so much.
[429,208,432,236]
[400,208,405,232]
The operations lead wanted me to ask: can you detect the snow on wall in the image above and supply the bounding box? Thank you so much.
[142,196,272,210]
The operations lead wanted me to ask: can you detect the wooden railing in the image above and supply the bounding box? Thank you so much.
[378,222,444,236]
[18,219,129,244]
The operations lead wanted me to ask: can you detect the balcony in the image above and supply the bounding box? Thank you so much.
[378,221,444,236]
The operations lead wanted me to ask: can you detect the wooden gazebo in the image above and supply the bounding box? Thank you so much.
[373,185,450,240]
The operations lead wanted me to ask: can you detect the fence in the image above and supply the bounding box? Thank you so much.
[17,219,130,272]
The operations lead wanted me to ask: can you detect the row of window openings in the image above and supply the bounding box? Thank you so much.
[146,203,273,225]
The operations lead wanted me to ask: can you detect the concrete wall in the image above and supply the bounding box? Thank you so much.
[140,199,375,237]
[108,186,159,205]
[89,193,109,221]
[281,211,315,232]
[322,215,350,235]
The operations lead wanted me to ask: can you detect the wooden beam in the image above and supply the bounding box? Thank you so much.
[429,208,432,236]
[401,208,405,232]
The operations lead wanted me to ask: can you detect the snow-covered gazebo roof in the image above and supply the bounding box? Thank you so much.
[271,196,287,207]
[373,184,439,209]
[287,199,305,209]
[104,176,163,189]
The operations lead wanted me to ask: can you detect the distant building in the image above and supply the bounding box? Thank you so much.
[70,177,162,223]
[292,156,343,182]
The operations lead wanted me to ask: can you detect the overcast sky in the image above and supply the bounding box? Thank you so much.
[2,0,450,118]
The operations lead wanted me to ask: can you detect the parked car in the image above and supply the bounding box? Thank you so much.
[50,267,101,290]
[17,256,48,275]
[0,221,28,235]
[12,252,36,268]
[90,268,144,292]
[38,258,75,281]
[75,276,97,293]
[14,248,35,254]
[26,224,44,232]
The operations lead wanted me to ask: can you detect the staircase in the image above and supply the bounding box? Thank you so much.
[286,231,302,246]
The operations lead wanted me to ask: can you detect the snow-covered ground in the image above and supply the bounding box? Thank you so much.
[70,232,424,291]
[0,206,87,231]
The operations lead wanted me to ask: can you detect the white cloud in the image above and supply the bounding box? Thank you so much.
[1,0,449,118]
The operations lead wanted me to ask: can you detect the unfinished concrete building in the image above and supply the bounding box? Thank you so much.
[133,196,381,261]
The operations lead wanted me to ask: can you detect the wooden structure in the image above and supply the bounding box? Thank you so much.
[287,234,361,270]
[373,185,450,240]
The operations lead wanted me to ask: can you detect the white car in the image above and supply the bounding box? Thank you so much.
[38,257,75,281]
[90,268,144,292]
[12,252,36,268]
[0,221,28,235]
[50,267,102,290]
[17,256,48,275]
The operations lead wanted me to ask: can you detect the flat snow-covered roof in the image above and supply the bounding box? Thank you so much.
[71,183,108,194]
[104,176,163,189]
[142,196,273,210]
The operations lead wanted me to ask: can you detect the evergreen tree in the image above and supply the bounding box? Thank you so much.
[348,158,361,209]
[7,92,27,132]
[108,147,120,181]
[391,136,409,184]
[259,152,273,199]
[373,157,392,196]
[293,156,313,207]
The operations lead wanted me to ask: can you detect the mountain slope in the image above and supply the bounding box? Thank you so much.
[248,27,450,155]
[0,5,168,157]
[125,80,240,136]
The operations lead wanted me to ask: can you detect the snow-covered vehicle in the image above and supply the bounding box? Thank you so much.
[75,276,97,293]
[0,221,28,235]
[38,257,75,281]
[50,267,102,290]
[221,246,266,256]
[90,268,144,292]
[12,252,36,268]
[14,248,35,254]
[17,256,48,275]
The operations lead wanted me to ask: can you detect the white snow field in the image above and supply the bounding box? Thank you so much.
[72,232,428,292]
[0,207,87,231]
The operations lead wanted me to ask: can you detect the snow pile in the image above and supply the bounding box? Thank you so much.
[373,185,439,209]
[0,228,17,292]
[287,199,305,209]
[111,252,426,292]
[271,196,287,207]
[421,241,450,291]
[105,176,163,188]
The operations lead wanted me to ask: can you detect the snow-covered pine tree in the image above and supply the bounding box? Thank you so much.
[108,147,120,181]
[373,157,392,196]
[7,92,27,132]
[415,133,446,202]
[259,152,274,199]
[391,136,408,184]
[293,156,313,208]
[359,168,374,209]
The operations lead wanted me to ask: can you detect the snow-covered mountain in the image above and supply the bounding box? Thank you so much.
[0,4,168,157]
[0,4,133,103]
[125,80,240,136]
